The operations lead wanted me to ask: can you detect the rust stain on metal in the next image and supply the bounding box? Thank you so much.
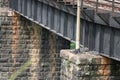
[12,12,19,71]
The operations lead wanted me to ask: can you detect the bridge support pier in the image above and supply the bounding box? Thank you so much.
[29,23,41,80]
[60,50,120,80]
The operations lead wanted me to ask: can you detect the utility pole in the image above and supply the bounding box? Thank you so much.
[76,0,81,49]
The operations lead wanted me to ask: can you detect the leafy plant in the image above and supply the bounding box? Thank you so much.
[70,42,76,49]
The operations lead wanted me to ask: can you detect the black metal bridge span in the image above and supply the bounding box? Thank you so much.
[9,0,120,61]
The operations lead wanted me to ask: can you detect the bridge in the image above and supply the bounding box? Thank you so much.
[9,0,120,61]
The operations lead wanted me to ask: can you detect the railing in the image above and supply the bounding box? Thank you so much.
[56,0,120,14]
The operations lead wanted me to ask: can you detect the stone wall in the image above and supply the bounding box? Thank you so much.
[60,50,120,80]
[38,26,70,80]
[0,0,10,16]
[0,12,70,80]
[0,1,71,79]
[110,60,120,80]
[0,16,14,80]
[0,15,32,80]
[1,3,63,80]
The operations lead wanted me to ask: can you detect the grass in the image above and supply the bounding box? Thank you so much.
[10,60,31,80]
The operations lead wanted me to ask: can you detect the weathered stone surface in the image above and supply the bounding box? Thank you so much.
[60,50,120,80]
[0,9,71,80]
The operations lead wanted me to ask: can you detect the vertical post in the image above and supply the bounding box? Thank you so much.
[96,0,99,12]
[81,0,83,9]
[112,0,115,16]
[73,0,75,7]
[76,0,81,49]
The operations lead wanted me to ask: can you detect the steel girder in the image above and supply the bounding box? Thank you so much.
[9,0,120,61]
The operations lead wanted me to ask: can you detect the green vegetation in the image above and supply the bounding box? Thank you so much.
[70,42,76,49]
[10,60,31,80]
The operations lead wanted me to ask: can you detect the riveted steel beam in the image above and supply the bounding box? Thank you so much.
[9,0,120,61]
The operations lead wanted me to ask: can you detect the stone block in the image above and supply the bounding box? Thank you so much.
[91,76,105,80]
[60,50,104,65]
[60,50,112,80]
